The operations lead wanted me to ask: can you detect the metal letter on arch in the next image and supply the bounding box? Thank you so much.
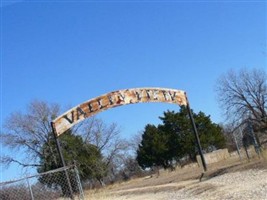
[51,87,188,137]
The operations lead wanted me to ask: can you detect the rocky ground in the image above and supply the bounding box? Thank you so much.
[85,158,267,200]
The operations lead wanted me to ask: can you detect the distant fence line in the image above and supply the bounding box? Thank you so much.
[196,149,230,166]
[196,146,260,168]
[0,165,84,200]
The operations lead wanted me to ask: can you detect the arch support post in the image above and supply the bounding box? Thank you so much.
[185,98,207,172]
[51,122,74,199]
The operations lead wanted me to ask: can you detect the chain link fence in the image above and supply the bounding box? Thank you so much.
[0,165,84,200]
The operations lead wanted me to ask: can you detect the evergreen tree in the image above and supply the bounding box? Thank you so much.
[136,107,226,170]
[194,111,226,152]
[158,108,193,161]
[37,130,107,193]
[136,124,170,169]
[159,107,226,160]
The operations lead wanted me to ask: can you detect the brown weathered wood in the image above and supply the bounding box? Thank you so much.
[52,88,187,136]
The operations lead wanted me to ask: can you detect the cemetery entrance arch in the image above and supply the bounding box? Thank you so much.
[51,87,207,171]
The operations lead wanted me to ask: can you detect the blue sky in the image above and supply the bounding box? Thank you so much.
[1,1,266,182]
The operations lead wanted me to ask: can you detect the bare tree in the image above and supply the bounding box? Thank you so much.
[80,118,121,152]
[1,99,139,186]
[77,118,131,172]
[215,68,267,134]
[127,131,142,154]
[1,100,60,168]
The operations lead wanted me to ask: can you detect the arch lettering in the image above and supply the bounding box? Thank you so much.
[52,87,188,136]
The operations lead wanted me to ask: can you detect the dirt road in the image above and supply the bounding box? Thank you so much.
[85,159,267,200]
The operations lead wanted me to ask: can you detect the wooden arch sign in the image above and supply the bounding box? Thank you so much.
[52,87,188,137]
[51,87,207,172]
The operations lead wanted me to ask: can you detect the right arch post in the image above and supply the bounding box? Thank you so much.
[185,95,207,172]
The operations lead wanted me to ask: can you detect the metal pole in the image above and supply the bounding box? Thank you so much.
[243,142,250,160]
[51,122,74,199]
[74,162,85,200]
[233,131,242,160]
[248,117,261,156]
[26,178,34,200]
[185,96,207,172]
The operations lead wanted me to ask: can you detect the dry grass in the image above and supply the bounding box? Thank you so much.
[83,152,267,200]
[262,148,267,160]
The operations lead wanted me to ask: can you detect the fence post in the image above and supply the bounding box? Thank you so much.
[233,131,242,160]
[248,117,261,157]
[74,162,84,200]
[26,178,34,200]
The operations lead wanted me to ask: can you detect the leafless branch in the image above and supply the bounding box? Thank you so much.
[1,100,61,170]
[1,156,42,168]
[215,68,267,133]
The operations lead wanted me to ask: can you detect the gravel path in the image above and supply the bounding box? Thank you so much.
[167,169,267,200]
[86,162,267,200]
